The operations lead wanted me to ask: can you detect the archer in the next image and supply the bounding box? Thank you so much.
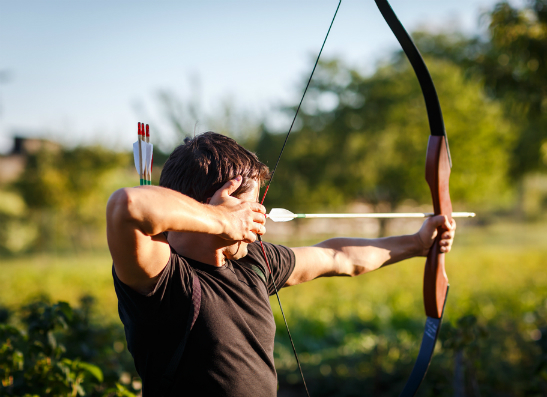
[106,131,456,396]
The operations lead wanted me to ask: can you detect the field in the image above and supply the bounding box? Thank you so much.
[1,220,546,395]
[1,220,545,323]
[276,219,547,322]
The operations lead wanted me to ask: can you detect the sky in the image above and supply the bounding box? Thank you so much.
[0,0,526,153]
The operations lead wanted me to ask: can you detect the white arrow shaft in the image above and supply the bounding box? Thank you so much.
[301,212,474,218]
[266,208,475,222]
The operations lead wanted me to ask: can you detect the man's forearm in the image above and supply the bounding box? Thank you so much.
[108,186,224,237]
[288,217,452,286]
[315,234,423,277]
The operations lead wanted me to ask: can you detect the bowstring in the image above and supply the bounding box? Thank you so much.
[258,2,342,396]
[260,0,342,206]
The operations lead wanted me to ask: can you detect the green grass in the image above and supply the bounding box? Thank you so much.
[0,250,117,321]
[267,220,547,395]
[274,219,547,322]
[1,220,546,395]
[274,244,547,324]
[0,219,546,327]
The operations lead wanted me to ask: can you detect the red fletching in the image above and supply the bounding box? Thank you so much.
[146,124,150,137]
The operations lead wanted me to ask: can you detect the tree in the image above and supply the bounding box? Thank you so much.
[474,0,547,179]
[9,145,129,253]
[410,1,547,181]
[255,57,514,218]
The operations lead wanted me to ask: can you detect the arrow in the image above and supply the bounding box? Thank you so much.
[133,122,154,185]
[266,208,475,222]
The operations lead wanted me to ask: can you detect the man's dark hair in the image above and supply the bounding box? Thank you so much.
[159,132,270,203]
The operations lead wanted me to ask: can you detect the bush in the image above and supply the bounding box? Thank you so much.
[0,297,138,396]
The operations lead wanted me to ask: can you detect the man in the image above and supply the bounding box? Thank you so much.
[106,132,455,396]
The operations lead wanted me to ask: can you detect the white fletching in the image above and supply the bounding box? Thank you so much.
[133,141,154,175]
[267,208,297,222]
[144,142,153,175]
[133,141,141,174]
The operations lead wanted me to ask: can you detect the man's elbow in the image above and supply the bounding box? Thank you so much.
[335,251,373,277]
[107,188,138,226]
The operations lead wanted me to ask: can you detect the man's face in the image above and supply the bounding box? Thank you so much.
[222,179,261,261]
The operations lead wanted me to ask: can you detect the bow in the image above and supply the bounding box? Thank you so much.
[373,1,453,395]
[261,1,452,394]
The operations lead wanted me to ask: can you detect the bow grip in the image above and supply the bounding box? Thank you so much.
[424,135,452,319]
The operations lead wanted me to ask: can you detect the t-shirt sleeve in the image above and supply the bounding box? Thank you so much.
[112,249,196,381]
[112,248,194,324]
[246,241,296,296]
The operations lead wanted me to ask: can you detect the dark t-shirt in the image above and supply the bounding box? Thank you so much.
[113,241,296,396]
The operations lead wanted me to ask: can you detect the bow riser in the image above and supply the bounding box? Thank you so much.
[424,135,452,319]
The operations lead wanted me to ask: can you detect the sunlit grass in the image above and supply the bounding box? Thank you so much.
[1,219,546,395]
[0,220,546,328]
[0,250,117,321]
[273,244,547,325]
[271,219,547,333]
[267,220,547,394]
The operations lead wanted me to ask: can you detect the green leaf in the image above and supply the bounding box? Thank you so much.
[56,301,74,322]
[77,362,104,382]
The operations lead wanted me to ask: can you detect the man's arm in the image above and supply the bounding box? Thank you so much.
[106,176,265,294]
[284,215,455,286]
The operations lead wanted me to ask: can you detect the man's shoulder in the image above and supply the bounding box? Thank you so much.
[114,247,194,302]
[244,241,294,265]
[240,241,295,289]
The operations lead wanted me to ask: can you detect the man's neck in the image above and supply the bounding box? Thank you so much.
[167,232,227,267]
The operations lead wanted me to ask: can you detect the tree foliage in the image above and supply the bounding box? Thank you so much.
[474,0,547,178]
[0,146,131,254]
[410,1,547,180]
[255,56,514,213]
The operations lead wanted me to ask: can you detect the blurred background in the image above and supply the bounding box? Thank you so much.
[1,0,546,395]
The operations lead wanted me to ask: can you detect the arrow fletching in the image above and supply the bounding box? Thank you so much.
[133,141,141,174]
[267,208,298,222]
[133,123,154,185]
[144,141,153,181]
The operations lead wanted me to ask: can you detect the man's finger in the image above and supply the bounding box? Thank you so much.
[249,202,266,215]
[242,231,257,243]
[256,224,266,236]
[213,176,243,200]
[252,210,266,224]
[442,217,455,231]
[429,214,452,230]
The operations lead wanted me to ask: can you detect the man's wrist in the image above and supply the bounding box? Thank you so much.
[411,232,427,257]
[205,204,229,237]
